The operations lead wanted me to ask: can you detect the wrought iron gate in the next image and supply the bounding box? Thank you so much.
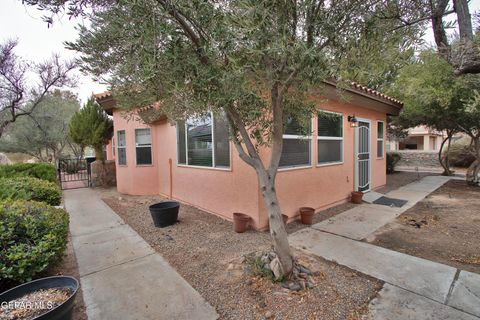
[355,121,371,192]
[57,158,92,190]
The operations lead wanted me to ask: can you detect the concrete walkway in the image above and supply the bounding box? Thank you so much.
[290,176,480,319]
[64,188,218,320]
[311,176,451,241]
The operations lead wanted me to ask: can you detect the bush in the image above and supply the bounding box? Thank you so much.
[0,163,57,182]
[0,177,61,206]
[387,152,402,174]
[448,143,475,168]
[0,200,69,284]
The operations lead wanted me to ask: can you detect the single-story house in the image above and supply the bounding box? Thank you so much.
[387,125,445,152]
[95,81,402,230]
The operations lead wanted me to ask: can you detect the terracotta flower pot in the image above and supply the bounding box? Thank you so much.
[282,214,289,225]
[299,207,315,225]
[351,191,363,204]
[233,213,251,233]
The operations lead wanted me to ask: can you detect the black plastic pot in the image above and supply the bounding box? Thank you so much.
[149,201,180,228]
[0,276,79,320]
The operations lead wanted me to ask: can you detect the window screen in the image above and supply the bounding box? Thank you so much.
[187,115,213,167]
[177,121,187,164]
[377,121,384,158]
[317,111,343,164]
[135,128,152,165]
[117,130,126,165]
[280,117,312,168]
[214,115,230,168]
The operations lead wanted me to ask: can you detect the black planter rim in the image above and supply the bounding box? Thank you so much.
[149,201,180,210]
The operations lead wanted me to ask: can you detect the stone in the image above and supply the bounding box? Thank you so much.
[0,153,11,165]
[263,263,271,271]
[264,311,273,319]
[306,282,314,289]
[261,254,270,264]
[298,266,312,275]
[118,196,123,201]
[289,282,301,291]
[227,264,234,271]
[299,280,306,290]
[269,257,283,279]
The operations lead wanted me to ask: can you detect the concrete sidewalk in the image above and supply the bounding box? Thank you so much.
[64,188,218,320]
[311,176,452,240]
[289,175,480,319]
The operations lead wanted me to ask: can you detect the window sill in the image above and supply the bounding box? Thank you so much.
[376,157,384,160]
[316,161,344,168]
[117,164,127,167]
[136,164,154,167]
[278,165,312,172]
[176,164,232,172]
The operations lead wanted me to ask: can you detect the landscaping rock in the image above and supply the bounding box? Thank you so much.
[264,311,273,319]
[289,282,301,291]
[269,257,283,278]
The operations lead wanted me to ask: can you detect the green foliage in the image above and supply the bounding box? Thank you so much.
[246,254,284,283]
[386,152,401,174]
[0,200,69,284]
[0,90,81,162]
[0,177,61,206]
[68,97,113,161]
[0,163,57,182]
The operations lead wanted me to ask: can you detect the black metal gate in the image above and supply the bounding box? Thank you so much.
[57,158,92,190]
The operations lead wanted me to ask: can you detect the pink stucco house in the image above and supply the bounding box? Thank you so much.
[96,81,402,230]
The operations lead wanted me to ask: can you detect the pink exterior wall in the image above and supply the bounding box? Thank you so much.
[109,98,387,229]
[111,110,159,195]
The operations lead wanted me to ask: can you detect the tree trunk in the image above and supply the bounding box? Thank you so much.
[94,145,105,162]
[438,133,453,176]
[431,0,451,61]
[257,168,294,276]
[466,136,480,186]
[454,0,473,41]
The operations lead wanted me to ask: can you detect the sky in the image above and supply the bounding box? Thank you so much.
[0,0,479,105]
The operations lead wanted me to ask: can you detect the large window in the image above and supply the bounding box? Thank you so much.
[117,130,127,165]
[317,111,343,165]
[135,128,152,165]
[177,113,230,168]
[279,117,312,168]
[377,121,384,158]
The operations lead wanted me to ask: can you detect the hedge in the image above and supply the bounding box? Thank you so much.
[387,152,402,174]
[0,200,69,284]
[0,177,61,206]
[0,163,57,182]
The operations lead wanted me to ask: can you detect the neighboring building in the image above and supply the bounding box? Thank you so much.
[96,81,402,230]
[388,125,445,152]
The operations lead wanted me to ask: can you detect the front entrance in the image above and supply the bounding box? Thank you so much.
[57,158,92,190]
[355,120,371,192]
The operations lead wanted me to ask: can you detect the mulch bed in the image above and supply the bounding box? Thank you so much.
[368,179,480,274]
[102,192,382,320]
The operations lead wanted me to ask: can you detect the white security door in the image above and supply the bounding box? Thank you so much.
[355,121,371,192]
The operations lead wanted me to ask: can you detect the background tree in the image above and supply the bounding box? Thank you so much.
[390,50,479,180]
[27,0,425,277]
[0,39,75,137]
[69,97,113,162]
[0,90,81,163]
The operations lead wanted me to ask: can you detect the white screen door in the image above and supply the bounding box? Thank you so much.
[355,120,371,192]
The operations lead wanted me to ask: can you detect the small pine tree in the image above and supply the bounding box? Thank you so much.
[69,97,113,161]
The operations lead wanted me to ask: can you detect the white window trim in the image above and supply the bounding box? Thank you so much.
[135,128,153,166]
[112,137,115,157]
[176,112,231,170]
[117,130,127,166]
[278,119,313,171]
[377,120,385,159]
[316,110,344,167]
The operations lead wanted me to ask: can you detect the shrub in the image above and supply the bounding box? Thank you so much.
[0,163,57,182]
[0,200,69,284]
[447,143,475,168]
[0,177,61,206]
[387,152,402,174]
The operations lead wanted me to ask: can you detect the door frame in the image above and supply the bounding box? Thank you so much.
[354,118,372,192]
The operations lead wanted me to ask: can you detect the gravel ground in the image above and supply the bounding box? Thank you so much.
[101,190,381,320]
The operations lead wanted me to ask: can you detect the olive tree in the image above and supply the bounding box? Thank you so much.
[26,0,424,276]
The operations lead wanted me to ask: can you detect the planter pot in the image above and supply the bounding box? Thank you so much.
[233,213,251,233]
[282,214,289,225]
[0,276,79,320]
[149,201,180,228]
[351,191,363,204]
[299,207,315,225]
